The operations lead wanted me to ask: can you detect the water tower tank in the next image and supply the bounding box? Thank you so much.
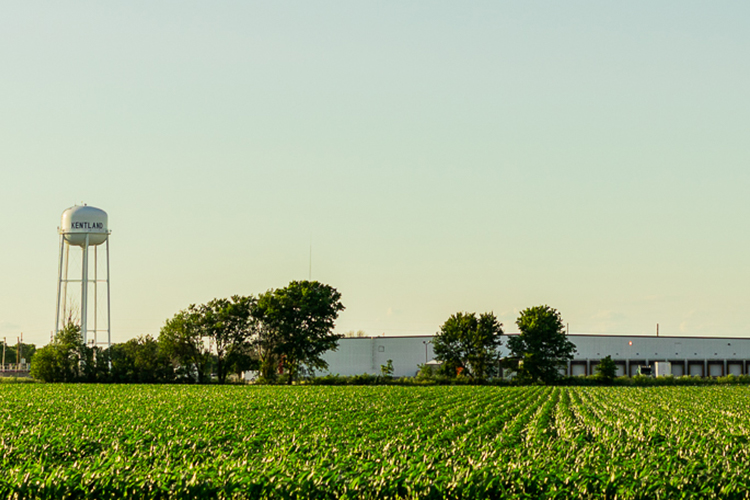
[60,205,108,246]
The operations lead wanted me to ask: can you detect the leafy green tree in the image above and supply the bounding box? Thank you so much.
[160,296,257,383]
[29,346,57,382]
[225,342,258,382]
[159,307,212,383]
[507,305,576,384]
[30,322,87,382]
[253,281,344,383]
[416,363,436,381]
[199,296,255,384]
[78,344,101,382]
[109,335,174,383]
[595,355,618,383]
[433,312,503,380]
[380,359,394,379]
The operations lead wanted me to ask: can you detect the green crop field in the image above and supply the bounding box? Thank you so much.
[0,385,748,499]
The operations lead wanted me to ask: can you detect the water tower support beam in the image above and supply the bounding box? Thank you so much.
[94,245,98,346]
[81,234,89,346]
[61,242,69,326]
[106,237,111,351]
[55,235,65,334]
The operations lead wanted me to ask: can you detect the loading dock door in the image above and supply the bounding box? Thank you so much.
[689,364,704,377]
[729,364,743,376]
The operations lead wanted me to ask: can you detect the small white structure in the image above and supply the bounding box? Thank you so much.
[55,205,111,349]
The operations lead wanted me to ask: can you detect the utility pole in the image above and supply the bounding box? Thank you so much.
[19,332,22,368]
[2,337,5,372]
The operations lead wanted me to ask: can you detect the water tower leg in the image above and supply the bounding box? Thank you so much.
[94,245,98,346]
[81,235,89,346]
[106,238,111,353]
[61,242,70,325]
[55,235,65,335]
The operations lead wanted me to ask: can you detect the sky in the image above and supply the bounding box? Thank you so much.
[2,2,750,347]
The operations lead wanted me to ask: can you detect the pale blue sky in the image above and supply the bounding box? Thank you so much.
[2,2,750,346]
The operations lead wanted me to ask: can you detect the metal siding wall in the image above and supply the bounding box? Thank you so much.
[319,337,435,378]
[319,335,750,379]
[564,335,750,361]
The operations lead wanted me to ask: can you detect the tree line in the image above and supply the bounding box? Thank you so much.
[0,343,36,366]
[31,280,344,384]
[431,305,579,384]
[30,282,584,386]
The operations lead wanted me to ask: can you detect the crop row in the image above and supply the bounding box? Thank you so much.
[1,385,750,498]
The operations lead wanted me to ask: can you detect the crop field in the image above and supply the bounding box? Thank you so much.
[0,385,749,499]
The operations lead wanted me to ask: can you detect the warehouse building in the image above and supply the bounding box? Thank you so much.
[563,334,750,377]
[319,336,436,378]
[319,334,750,378]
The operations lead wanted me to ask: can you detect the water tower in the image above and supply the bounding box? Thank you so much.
[54,205,111,349]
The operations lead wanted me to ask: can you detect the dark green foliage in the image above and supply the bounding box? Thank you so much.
[507,305,576,384]
[416,363,436,380]
[108,336,175,383]
[0,342,36,365]
[30,322,87,382]
[158,296,256,384]
[35,282,344,385]
[199,296,256,383]
[159,306,214,383]
[433,312,503,380]
[28,346,58,382]
[253,280,344,383]
[380,359,394,378]
[595,355,618,383]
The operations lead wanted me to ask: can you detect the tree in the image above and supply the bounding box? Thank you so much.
[248,317,278,381]
[30,322,87,382]
[507,305,576,384]
[0,342,37,365]
[108,335,174,383]
[252,280,344,383]
[159,307,212,383]
[595,355,618,383]
[29,346,58,382]
[200,296,255,384]
[159,295,258,383]
[433,312,503,380]
[380,359,394,379]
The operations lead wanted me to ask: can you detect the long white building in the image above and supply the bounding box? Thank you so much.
[319,334,750,378]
